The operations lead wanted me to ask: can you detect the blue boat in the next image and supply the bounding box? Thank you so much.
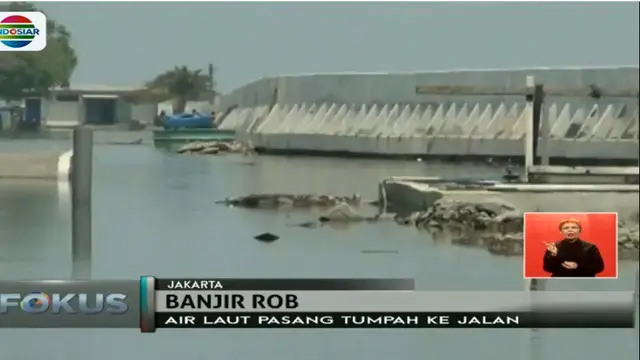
[163,113,213,130]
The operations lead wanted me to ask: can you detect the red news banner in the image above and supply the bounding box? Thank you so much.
[143,278,635,331]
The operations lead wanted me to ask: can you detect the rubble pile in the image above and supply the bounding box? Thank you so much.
[176,141,244,155]
[395,199,639,259]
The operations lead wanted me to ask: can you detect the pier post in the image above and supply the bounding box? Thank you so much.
[524,75,536,182]
[526,278,546,360]
[71,126,93,279]
[635,266,639,357]
[533,84,547,165]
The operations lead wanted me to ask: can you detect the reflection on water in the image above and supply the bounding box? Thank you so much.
[0,140,638,360]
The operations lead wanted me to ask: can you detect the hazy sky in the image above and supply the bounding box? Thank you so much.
[34,1,639,92]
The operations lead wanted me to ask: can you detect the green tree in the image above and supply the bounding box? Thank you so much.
[146,65,212,113]
[0,2,77,99]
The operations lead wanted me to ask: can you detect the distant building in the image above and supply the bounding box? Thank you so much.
[22,85,160,128]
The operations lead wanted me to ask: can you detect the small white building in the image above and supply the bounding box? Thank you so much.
[23,85,160,128]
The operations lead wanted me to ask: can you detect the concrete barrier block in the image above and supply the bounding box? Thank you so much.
[229,107,250,130]
[218,108,241,129]
[390,105,413,136]
[324,104,348,134]
[0,151,72,180]
[325,104,347,134]
[608,105,631,139]
[620,108,638,139]
[276,104,301,132]
[495,103,519,139]
[375,104,390,124]
[575,104,600,139]
[487,103,507,139]
[564,107,587,139]
[549,103,572,139]
[591,105,615,139]
[464,103,484,137]
[252,105,281,134]
[424,104,444,136]
[363,104,387,137]
[374,104,392,134]
[256,104,282,133]
[305,103,328,133]
[401,105,429,136]
[331,104,349,135]
[309,103,334,133]
[343,104,368,136]
[511,103,530,139]
[478,103,501,137]
[291,103,316,133]
[237,107,256,129]
[334,105,354,135]
[245,97,636,160]
[236,107,255,129]
[411,104,438,137]
[354,105,378,136]
[546,103,558,137]
[438,103,459,136]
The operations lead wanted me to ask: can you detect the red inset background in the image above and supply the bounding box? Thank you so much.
[523,212,618,278]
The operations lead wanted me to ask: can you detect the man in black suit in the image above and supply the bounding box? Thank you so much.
[542,218,605,277]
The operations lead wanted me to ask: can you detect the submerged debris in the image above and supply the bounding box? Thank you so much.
[395,198,639,259]
[217,193,362,209]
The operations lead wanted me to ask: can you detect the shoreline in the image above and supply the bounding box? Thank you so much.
[253,147,639,166]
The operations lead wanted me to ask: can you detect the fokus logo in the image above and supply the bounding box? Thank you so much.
[0,12,47,51]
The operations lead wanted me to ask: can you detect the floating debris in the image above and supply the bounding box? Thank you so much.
[176,141,243,155]
[288,221,319,229]
[254,232,280,242]
[217,193,362,209]
[360,250,399,254]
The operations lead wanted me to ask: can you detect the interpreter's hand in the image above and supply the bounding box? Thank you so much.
[561,261,578,269]
[544,242,557,256]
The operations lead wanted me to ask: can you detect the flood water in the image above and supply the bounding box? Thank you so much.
[1,135,638,360]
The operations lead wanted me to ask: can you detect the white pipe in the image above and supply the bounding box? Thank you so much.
[57,150,72,181]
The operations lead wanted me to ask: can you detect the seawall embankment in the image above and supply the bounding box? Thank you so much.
[217,67,639,163]
[218,101,638,163]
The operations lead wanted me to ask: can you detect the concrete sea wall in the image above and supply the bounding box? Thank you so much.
[218,67,639,161]
[219,101,638,160]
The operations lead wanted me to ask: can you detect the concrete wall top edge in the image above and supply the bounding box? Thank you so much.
[221,67,639,110]
[272,65,639,78]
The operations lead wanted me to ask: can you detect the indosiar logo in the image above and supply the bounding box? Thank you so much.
[0,11,47,51]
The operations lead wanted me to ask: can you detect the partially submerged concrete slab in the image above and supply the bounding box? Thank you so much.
[380,178,639,220]
[0,150,72,180]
